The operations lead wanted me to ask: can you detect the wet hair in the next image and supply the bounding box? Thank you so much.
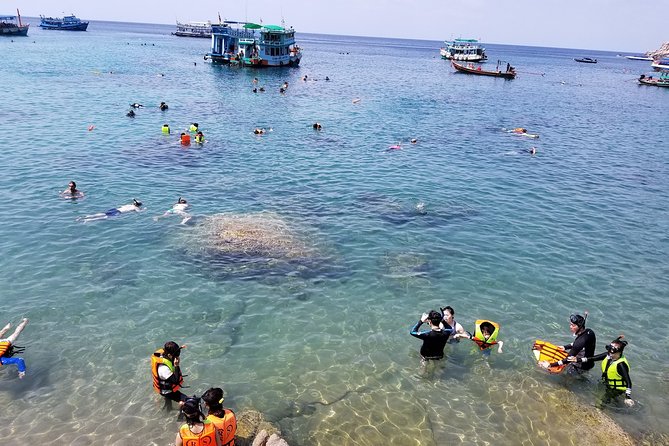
[441,306,454,317]
[69,181,77,190]
[182,396,204,425]
[480,321,495,335]
[569,314,586,328]
[428,310,442,325]
[133,199,142,207]
[163,341,180,357]
[201,387,224,414]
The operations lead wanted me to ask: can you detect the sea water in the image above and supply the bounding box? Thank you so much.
[0,20,668,445]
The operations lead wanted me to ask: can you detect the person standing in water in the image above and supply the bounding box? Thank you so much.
[550,313,596,374]
[0,318,29,379]
[410,310,454,362]
[175,397,221,446]
[440,306,467,343]
[151,341,187,406]
[202,387,237,446]
[454,320,504,357]
[61,181,84,199]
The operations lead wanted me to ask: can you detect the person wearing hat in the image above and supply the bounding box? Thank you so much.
[410,310,454,362]
[543,313,596,374]
[175,396,221,446]
[567,336,634,407]
[202,387,237,446]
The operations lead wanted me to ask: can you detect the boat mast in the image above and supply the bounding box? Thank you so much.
[17,8,22,27]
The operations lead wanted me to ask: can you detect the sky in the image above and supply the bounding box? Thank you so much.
[5,0,668,53]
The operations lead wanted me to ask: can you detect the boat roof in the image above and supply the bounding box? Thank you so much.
[0,15,17,20]
[262,24,285,31]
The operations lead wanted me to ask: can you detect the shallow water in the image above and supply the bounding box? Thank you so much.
[1,20,668,445]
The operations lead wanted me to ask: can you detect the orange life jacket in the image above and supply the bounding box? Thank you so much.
[179,420,217,446]
[0,341,11,361]
[207,409,237,446]
[151,348,183,395]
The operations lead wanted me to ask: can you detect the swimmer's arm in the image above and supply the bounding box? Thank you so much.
[410,321,428,338]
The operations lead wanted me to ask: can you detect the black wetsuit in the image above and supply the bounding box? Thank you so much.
[410,321,453,360]
[563,328,597,370]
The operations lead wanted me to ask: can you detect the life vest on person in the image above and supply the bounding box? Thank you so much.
[0,341,13,359]
[162,125,170,134]
[195,134,204,143]
[601,356,630,391]
[151,348,183,395]
[181,133,191,145]
[207,410,237,446]
[178,420,217,446]
[189,124,198,132]
[513,128,527,133]
[472,320,500,350]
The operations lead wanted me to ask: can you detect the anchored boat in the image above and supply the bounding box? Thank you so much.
[638,73,669,87]
[205,21,301,67]
[39,14,89,31]
[173,20,212,38]
[574,57,597,64]
[0,9,29,36]
[451,60,516,79]
[440,38,487,62]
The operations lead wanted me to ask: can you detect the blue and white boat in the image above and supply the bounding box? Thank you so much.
[440,38,487,62]
[205,21,302,67]
[0,10,29,36]
[651,58,669,71]
[39,14,89,31]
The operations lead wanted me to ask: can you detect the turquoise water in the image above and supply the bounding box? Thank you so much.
[1,20,668,445]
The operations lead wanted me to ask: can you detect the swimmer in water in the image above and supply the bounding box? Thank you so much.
[155,197,191,224]
[130,103,144,108]
[312,122,322,131]
[77,199,143,222]
[0,318,29,378]
[61,181,84,199]
[127,109,136,118]
[254,128,266,135]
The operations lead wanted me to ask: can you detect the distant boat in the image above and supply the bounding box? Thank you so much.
[39,14,89,31]
[651,58,669,71]
[0,9,29,36]
[625,55,653,61]
[173,20,212,38]
[451,60,516,79]
[205,21,302,67]
[574,57,597,64]
[638,72,669,87]
[440,38,487,62]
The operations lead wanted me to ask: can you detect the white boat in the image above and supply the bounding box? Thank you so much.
[440,38,487,62]
[173,20,212,38]
[625,55,653,61]
[651,58,669,71]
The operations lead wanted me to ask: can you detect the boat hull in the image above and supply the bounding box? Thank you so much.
[574,58,597,63]
[0,24,29,36]
[206,53,301,67]
[451,60,515,79]
[40,23,88,31]
[639,78,669,87]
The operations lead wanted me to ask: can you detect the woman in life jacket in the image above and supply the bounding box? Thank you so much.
[202,387,237,446]
[565,336,634,407]
[454,320,504,357]
[175,396,221,446]
[0,318,28,379]
[151,341,186,404]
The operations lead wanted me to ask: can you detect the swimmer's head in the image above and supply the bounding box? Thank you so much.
[133,199,142,207]
[163,341,181,358]
[480,322,495,338]
[428,310,442,326]
[201,387,225,410]
[69,181,77,190]
[178,197,187,204]
[182,396,204,422]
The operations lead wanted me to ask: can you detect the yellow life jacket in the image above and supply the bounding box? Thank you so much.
[189,124,198,132]
[151,348,183,395]
[179,420,217,446]
[601,356,630,391]
[195,134,204,143]
[473,320,499,350]
[207,409,237,446]
[162,125,170,134]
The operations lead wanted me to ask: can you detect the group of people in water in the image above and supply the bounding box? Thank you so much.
[411,308,634,408]
[151,341,237,446]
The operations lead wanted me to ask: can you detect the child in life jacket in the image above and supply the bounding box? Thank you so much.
[0,318,29,378]
[454,320,504,357]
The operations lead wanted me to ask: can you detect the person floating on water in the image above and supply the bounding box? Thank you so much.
[195,131,205,144]
[312,122,322,131]
[547,313,596,375]
[440,306,467,343]
[410,310,454,363]
[175,396,221,446]
[126,109,135,118]
[254,128,271,135]
[130,103,143,108]
[61,181,84,199]
[454,320,504,357]
[162,124,171,134]
[0,318,29,379]
[180,132,191,146]
[77,199,143,222]
[155,197,191,224]
[160,102,169,111]
[189,123,199,133]
[202,387,237,446]
[152,341,188,407]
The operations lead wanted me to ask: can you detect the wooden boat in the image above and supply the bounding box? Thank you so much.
[39,14,89,31]
[574,57,597,63]
[451,60,516,79]
[0,9,29,36]
[638,73,669,87]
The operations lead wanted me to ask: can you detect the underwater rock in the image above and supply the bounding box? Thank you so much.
[235,409,286,446]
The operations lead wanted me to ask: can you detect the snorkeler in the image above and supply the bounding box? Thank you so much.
[0,318,29,379]
[195,131,205,144]
[155,197,191,224]
[77,199,143,222]
[160,102,169,111]
[126,109,135,118]
[162,124,171,134]
[61,181,84,199]
[312,122,322,131]
[130,103,144,108]
[545,313,596,375]
[152,341,188,406]
[410,310,454,362]
[189,123,199,132]
[454,320,504,356]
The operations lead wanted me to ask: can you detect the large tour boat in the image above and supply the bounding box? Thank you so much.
[39,14,89,31]
[440,38,487,62]
[0,10,29,36]
[205,21,301,67]
[173,20,212,38]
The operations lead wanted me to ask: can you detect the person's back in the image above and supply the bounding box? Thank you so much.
[202,387,236,446]
[176,397,221,446]
[410,310,453,360]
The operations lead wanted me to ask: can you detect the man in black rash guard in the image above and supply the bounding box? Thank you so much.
[547,314,596,374]
[410,310,453,361]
